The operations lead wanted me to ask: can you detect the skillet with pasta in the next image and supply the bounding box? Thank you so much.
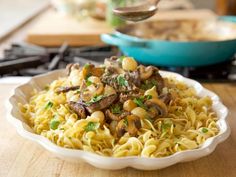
[19,56,219,157]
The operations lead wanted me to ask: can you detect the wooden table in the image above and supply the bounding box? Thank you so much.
[0,8,236,177]
[0,83,236,177]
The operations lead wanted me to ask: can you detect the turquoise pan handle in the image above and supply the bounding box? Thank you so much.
[101,34,147,47]
[219,16,236,23]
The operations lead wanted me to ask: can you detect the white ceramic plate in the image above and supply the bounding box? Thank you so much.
[6,69,230,170]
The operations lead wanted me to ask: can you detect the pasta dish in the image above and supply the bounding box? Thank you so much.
[19,56,219,157]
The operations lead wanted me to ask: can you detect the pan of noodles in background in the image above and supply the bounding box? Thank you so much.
[101,16,236,67]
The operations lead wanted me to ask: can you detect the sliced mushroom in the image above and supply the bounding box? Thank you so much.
[159,93,172,105]
[116,115,141,137]
[145,98,168,117]
[104,56,119,68]
[105,109,121,121]
[138,65,154,80]
[66,63,80,76]
[80,82,104,102]
[90,67,104,77]
[56,85,80,94]
[109,120,118,134]
[126,115,141,136]
[68,101,87,119]
[116,119,127,137]
[85,94,117,113]
[149,72,165,94]
[105,110,130,121]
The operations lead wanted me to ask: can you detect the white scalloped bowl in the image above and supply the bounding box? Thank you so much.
[7,69,230,170]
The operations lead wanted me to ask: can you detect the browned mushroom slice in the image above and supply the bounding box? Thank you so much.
[138,65,154,80]
[105,110,130,121]
[106,109,120,121]
[116,115,141,137]
[56,85,80,94]
[90,67,104,77]
[127,115,141,136]
[85,94,117,113]
[66,63,80,75]
[152,72,165,94]
[145,98,168,117]
[116,119,127,137]
[158,93,172,105]
[68,101,87,119]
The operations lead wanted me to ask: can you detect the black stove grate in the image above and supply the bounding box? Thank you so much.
[1,42,236,82]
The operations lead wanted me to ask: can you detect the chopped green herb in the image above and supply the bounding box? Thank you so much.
[145,95,152,100]
[85,122,100,132]
[50,119,60,130]
[124,118,128,127]
[86,79,92,86]
[161,123,172,132]
[134,97,147,109]
[202,128,208,133]
[111,104,121,114]
[45,101,53,109]
[76,90,80,94]
[91,95,103,102]
[118,56,126,63]
[117,75,129,87]
[84,63,90,69]
[85,73,92,80]
[86,95,104,105]
[141,79,158,90]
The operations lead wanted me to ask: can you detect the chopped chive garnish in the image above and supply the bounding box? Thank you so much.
[45,101,53,109]
[202,128,208,133]
[117,75,129,87]
[85,122,100,132]
[50,119,60,130]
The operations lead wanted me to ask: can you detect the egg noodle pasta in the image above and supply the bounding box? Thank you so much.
[19,56,219,157]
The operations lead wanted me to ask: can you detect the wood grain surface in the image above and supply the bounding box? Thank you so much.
[0,83,235,177]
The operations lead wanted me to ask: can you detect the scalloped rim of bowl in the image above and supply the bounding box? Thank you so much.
[6,69,231,170]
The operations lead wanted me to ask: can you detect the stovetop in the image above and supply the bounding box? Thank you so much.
[1,42,236,83]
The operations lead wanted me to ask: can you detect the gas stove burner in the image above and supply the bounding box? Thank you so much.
[1,42,236,82]
[0,43,118,76]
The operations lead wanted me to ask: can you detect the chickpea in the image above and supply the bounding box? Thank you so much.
[123,100,137,112]
[131,107,148,119]
[122,57,138,71]
[91,111,105,124]
[144,86,158,98]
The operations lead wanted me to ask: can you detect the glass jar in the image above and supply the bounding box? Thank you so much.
[106,0,126,27]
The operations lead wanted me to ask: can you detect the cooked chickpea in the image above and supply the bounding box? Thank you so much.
[123,100,137,112]
[91,111,105,124]
[144,86,158,98]
[122,57,138,71]
[131,107,148,119]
